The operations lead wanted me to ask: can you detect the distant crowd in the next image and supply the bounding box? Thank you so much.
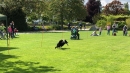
[69,21,128,37]
[91,22,128,36]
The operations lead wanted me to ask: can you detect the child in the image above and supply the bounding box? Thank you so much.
[14,28,18,35]
[8,25,12,39]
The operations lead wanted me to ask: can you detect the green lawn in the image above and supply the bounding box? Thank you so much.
[0,30,130,73]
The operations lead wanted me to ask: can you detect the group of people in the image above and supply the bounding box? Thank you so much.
[107,23,128,36]
[0,21,18,40]
[8,21,18,39]
[91,22,128,36]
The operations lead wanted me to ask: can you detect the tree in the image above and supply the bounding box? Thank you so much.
[126,18,130,28]
[103,0,126,15]
[21,0,46,21]
[48,0,86,29]
[124,2,130,15]
[124,2,129,10]
[0,0,28,31]
[85,0,101,23]
[0,0,47,31]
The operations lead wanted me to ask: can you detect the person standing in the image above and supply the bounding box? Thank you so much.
[75,26,80,39]
[107,25,111,35]
[10,21,15,37]
[68,23,71,30]
[8,25,13,39]
[79,21,82,30]
[123,25,128,36]
[112,23,116,35]
[99,27,102,35]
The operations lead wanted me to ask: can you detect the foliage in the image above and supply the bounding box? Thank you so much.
[117,21,126,29]
[48,0,86,29]
[126,18,130,28]
[11,7,28,31]
[0,5,28,31]
[96,19,106,28]
[27,13,38,22]
[106,15,114,24]
[0,0,47,31]
[51,24,61,30]
[92,14,101,24]
[124,2,129,10]
[103,0,126,15]
[85,0,101,23]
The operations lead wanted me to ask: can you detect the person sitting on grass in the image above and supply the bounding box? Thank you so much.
[91,31,98,36]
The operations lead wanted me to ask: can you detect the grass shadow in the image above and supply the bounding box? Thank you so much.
[0,60,61,73]
[0,53,18,62]
[0,47,18,52]
[0,47,18,62]
[13,36,19,38]
[70,39,83,40]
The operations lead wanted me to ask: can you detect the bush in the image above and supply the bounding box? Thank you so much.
[51,24,61,30]
[96,19,107,28]
[118,21,126,29]
[126,18,130,29]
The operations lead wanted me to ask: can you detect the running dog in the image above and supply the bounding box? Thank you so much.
[55,39,68,49]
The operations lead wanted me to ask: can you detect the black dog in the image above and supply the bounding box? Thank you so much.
[55,39,68,49]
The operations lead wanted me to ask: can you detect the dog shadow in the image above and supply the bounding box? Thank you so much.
[71,39,83,40]
[59,48,70,50]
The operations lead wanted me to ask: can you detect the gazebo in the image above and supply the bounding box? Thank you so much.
[0,14,8,46]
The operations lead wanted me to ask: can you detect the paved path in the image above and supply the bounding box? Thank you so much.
[18,28,90,34]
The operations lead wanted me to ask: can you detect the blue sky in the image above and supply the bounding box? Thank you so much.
[84,0,130,9]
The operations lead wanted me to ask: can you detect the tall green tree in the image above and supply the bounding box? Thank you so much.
[21,0,46,20]
[124,2,130,15]
[48,0,86,29]
[124,2,129,10]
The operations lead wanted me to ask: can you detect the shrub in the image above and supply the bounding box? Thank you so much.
[96,19,107,28]
[51,24,61,30]
[126,18,130,29]
[118,21,126,29]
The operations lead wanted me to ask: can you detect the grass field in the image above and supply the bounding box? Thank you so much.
[0,30,130,73]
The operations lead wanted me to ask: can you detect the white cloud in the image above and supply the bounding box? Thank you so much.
[101,0,107,6]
